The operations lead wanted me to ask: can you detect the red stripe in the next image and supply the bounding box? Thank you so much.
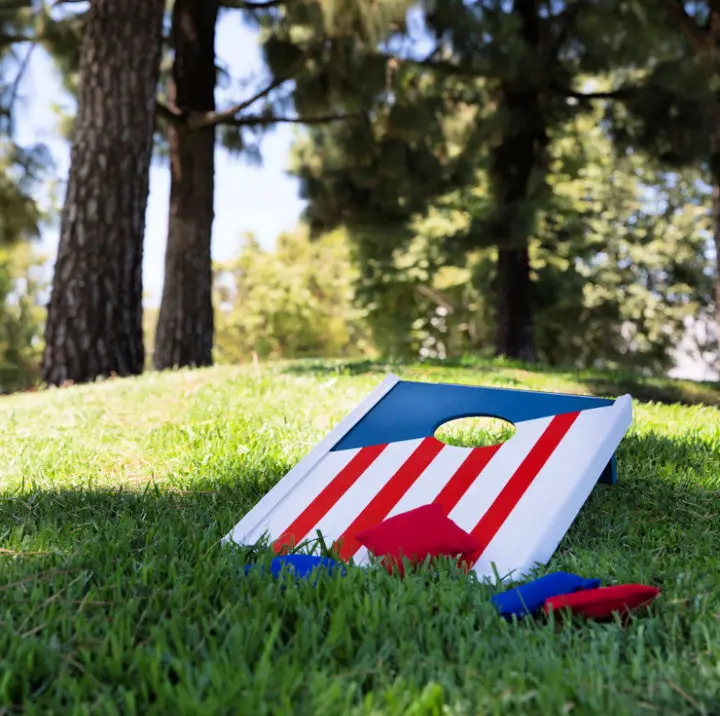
[272,443,387,554]
[463,411,580,567]
[433,443,503,515]
[335,437,445,561]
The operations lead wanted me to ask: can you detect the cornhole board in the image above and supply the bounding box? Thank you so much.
[223,375,633,583]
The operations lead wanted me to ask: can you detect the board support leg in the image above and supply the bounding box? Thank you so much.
[598,456,617,486]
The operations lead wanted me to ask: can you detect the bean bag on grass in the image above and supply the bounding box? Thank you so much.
[243,554,347,582]
[355,503,480,576]
[492,571,602,619]
[543,584,661,621]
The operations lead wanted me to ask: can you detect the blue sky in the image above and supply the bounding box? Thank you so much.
[15,12,306,307]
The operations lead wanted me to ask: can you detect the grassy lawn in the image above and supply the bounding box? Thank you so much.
[1,359,719,715]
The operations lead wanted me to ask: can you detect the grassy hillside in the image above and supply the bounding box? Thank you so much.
[1,359,719,714]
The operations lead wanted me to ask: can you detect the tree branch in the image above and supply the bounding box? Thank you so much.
[0,33,32,44]
[6,41,37,119]
[160,39,320,129]
[222,112,356,127]
[156,100,355,129]
[188,75,290,129]
[155,39,489,133]
[156,101,182,125]
[404,54,491,78]
[554,84,637,101]
[220,0,294,8]
[156,74,289,129]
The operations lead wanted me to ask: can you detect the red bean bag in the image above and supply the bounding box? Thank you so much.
[544,584,661,621]
[355,503,480,576]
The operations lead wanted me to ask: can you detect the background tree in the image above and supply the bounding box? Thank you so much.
[294,99,713,370]
[288,0,649,361]
[151,0,390,372]
[152,0,219,371]
[0,239,46,393]
[599,0,720,363]
[42,0,167,387]
[213,226,373,361]
[0,1,53,391]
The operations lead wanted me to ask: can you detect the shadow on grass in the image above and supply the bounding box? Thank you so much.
[281,358,720,408]
[564,430,720,573]
[279,357,512,378]
[580,375,720,408]
[1,430,717,586]
[1,429,719,713]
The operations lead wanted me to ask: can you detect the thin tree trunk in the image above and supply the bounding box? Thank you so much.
[153,0,218,371]
[488,0,546,362]
[42,0,165,387]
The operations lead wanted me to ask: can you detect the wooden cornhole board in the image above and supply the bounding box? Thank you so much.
[223,375,633,583]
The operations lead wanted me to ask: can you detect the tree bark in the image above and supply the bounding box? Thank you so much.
[42,0,165,387]
[488,0,546,362]
[153,0,219,371]
[494,245,536,361]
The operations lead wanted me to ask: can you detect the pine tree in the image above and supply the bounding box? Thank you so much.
[596,0,720,361]
[150,0,389,370]
[152,0,219,371]
[42,0,167,386]
[288,0,645,361]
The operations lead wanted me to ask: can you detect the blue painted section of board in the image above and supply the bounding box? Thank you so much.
[332,380,618,485]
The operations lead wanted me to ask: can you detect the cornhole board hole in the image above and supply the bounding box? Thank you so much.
[223,375,633,583]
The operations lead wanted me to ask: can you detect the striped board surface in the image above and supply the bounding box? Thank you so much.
[223,374,633,582]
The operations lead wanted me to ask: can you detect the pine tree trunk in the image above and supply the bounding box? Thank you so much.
[488,0,544,362]
[42,0,165,387]
[494,245,536,361]
[153,0,218,371]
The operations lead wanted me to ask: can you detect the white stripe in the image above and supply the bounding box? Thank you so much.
[310,439,423,550]
[239,447,361,545]
[353,442,473,565]
[386,443,473,516]
[472,399,632,582]
[448,416,553,534]
[223,373,400,546]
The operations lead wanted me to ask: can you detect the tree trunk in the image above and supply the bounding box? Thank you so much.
[153,0,218,371]
[494,245,536,361]
[42,0,165,387]
[488,0,546,362]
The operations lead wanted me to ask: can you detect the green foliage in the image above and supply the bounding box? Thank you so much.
[36,4,85,98]
[607,56,715,167]
[531,110,713,372]
[0,139,51,246]
[300,101,714,371]
[0,5,56,246]
[213,227,374,362]
[0,241,46,394]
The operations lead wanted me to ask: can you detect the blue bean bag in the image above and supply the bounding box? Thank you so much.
[243,554,347,582]
[492,571,602,618]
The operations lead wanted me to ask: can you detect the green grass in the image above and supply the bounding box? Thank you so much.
[1,359,719,715]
